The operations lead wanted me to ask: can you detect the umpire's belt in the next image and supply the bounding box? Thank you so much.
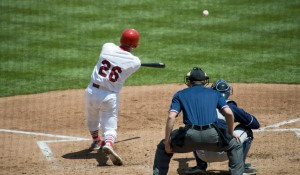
[186,124,213,131]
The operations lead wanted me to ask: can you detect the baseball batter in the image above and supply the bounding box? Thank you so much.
[85,29,141,166]
[186,79,260,175]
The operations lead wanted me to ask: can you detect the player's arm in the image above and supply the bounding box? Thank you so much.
[221,106,241,142]
[217,93,240,141]
[221,106,235,135]
[164,93,181,153]
[165,111,177,141]
[164,111,178,153]
[228,102,260,129]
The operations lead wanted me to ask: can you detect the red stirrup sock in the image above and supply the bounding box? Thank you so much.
[90,130,100,141]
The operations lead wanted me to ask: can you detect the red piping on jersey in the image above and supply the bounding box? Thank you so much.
[221,105,229,110]
[169,109,179,114]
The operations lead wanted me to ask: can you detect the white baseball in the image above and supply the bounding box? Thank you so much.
[203,10,209,16]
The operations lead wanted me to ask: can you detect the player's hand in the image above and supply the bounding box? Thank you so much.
[232,132,241,143]
[164,139,173,153]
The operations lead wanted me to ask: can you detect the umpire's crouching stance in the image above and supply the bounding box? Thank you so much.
[153,67,244,175]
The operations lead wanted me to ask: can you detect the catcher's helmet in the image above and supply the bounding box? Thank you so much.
[184,67,209,86]
[120,28,140,49]
[211,79,232,99]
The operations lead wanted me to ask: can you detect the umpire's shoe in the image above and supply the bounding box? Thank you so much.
[102,145,123,166]
[244,162,252,169]
[243,168,257,175]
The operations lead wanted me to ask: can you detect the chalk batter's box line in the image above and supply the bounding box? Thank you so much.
[253,117,300,138]
[0,129,89,161]
[258,117,300,131]
[0,117,299,161]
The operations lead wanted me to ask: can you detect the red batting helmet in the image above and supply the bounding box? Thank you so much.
[120,29,140,48]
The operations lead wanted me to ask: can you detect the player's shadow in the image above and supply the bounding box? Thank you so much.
[173,158,229,175]
[62,136,141,166]
[62,148,109,166]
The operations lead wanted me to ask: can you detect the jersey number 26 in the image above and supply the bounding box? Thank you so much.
[98,60,122,82]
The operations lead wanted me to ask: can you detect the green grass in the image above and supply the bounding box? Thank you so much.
[0,0,299,97]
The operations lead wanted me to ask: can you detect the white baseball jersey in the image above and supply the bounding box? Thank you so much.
[90,43,141,93]
[85,42,141,143]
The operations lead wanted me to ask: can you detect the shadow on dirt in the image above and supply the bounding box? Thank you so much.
[62,136,141,166]
[62,149,109,166]
[173,158,229,175]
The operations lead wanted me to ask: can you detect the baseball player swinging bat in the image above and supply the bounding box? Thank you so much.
[141,62,165,68]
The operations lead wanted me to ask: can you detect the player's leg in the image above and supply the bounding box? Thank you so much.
[243,137,252,166]
[170,127,232,174]
[235,124,254,169]
[226,138,244,175]
[101,111,118,146]
[85,89,104,150]
[100,93,123,166]
[194,151,208,169]
[153,140,174,175]
[242,131,257,175]
[100,92,119,146]
[185,151,207,174]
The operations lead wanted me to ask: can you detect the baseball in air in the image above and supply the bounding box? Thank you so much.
[203,10,209,16]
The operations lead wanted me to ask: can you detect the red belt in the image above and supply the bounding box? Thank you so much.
[92,83,100,88]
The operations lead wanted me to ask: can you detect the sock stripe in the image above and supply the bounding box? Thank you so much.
[105,135,116,145]
[90,130,99,140]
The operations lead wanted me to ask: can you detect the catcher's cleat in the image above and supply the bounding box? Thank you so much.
[89,140,105,151]
[185,165,206,174]
[102,145,123,166]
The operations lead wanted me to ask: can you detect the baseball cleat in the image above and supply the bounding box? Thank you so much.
[89,140,105,151]
[185,166,206,174]
[102,145,123,166]
[243,168,257,175]
[244,162,252,169]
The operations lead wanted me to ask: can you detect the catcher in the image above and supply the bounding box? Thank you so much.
[186,79,260,175]
[153,68,245,175]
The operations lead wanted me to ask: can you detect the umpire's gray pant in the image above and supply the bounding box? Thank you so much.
[153,127,244,175]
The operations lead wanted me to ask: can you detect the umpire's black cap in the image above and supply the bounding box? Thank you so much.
[188,67,208,81]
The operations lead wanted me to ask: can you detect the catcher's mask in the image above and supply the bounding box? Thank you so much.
[184,67,209,86]
[211,79,233,99]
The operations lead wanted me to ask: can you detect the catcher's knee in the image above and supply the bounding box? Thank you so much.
[157,140,165,149]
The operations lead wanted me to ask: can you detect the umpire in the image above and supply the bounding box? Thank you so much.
[153,67,244,175]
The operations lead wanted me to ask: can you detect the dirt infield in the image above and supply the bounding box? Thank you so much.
[0,83,299,175]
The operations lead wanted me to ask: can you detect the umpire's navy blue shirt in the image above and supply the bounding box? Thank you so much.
[169,84,228,125]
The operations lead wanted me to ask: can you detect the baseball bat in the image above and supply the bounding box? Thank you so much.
[141,62,165,68]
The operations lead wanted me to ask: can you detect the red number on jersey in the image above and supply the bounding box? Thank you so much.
[110,66,122,82]
[99,60,110,77]
[98,60,122,82]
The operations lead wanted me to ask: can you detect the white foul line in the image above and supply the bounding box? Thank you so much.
[0,117,299,161]
[0,129,89,161]
[258,117,300,131]
[0,129,89,140]
[254,117,300,138]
